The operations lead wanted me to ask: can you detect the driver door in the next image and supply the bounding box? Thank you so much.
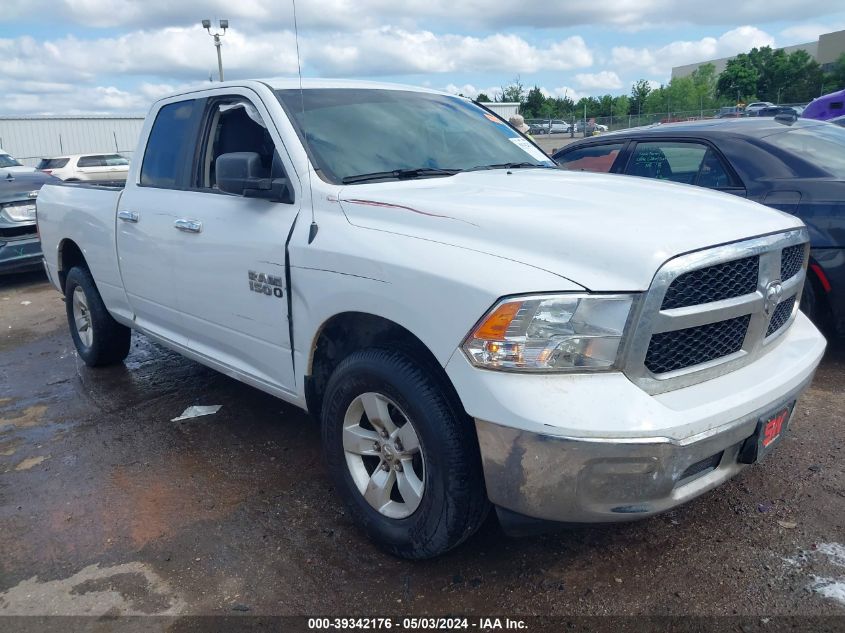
[170,91,301,395]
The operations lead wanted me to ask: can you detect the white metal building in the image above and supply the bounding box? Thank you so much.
[479,102,520,119]
[0,115,145,166]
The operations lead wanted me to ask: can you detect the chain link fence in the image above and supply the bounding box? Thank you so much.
[528,103,807,139]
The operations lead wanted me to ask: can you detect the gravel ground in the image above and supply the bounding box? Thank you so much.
[0,271,843,628]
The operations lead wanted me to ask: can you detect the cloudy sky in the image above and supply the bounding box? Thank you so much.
[2,1,844,115]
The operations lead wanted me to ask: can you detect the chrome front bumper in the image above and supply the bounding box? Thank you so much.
[475,376,812,524]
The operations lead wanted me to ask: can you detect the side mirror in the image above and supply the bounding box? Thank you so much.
[216,152,293,203]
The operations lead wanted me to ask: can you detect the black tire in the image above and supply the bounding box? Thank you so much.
[64,266,131,366]
[800,275,818,322]
[321,348,489,559]
[800,272,832,334]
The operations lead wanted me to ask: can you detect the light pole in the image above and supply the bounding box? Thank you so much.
[202,19,228,81]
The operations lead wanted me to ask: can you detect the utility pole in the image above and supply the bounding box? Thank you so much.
[202,19,229,81]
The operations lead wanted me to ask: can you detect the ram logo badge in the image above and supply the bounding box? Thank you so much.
[248,270,284,298]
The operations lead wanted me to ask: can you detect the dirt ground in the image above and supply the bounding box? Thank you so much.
[1,271,844,627]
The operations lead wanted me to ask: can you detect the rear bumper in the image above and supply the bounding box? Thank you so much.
[446,312,826,524]
[0,236,42,274]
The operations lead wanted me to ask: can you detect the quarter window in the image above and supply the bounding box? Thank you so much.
[141,100,197,188]
[556,143,624,173]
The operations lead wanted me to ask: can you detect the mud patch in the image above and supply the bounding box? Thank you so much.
[13,455,49,471]
[0,562,186,615]
[0,404,48,430]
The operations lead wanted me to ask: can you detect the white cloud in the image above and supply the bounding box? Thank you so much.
[611,26,775,76]
[4,0,843,32]
[444,84,501,99]
[540,86,588,102]
[575,71,623,90]
[780,22,845,44]
[307,29,593,75]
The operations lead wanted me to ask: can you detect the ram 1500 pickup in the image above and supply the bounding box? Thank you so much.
[36,79,827,559]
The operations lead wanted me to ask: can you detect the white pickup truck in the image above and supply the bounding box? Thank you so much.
[37,79,826,559]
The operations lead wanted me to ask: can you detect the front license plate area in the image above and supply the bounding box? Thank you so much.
[737,402,795,464]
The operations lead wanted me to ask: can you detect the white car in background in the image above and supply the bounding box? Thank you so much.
[0,148,36,174]
[37,154,130,183]
[745,101,775,115]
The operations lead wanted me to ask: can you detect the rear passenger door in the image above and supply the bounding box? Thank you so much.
[624,140,746,196]
[116,99,201,346]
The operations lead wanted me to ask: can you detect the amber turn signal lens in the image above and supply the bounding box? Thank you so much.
[472,301,522,340]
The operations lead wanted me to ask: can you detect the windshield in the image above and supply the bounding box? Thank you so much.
[0,154,23,168]
[275,88,553,184]
[764,123,845,178]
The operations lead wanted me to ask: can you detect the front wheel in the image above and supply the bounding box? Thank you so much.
[321,348,489,559]
[64,266,131,366]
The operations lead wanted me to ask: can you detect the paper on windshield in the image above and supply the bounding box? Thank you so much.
[508,137,550,163]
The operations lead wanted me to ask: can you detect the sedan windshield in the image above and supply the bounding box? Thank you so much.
[0,154,23,168]
[764,123,845,178]
[275,88,553,184]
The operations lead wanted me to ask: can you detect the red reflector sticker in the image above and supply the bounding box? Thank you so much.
[762,409,789,447]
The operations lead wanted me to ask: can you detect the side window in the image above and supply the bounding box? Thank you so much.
[556,143,624,173]
[197,100,283,190]
[103,154,130,166]
[141,100,196,188]
[77,155,105,167]
[627,141,732,188]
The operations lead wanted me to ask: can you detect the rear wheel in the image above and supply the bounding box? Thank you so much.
[64,266,131,366]
[321,348,489,559]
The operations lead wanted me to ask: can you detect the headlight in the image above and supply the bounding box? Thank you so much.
[462,294,635,372]
[1,200,37,222]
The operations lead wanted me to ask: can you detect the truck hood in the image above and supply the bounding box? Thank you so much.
[338,169,804,290]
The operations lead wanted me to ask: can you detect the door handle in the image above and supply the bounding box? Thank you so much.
[117,210,139,223]
[174,219,202,233]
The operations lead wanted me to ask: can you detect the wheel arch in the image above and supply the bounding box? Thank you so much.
[305,311,465,422]
[57,238,88,292]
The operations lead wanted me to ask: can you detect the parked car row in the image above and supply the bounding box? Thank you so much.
[526,119,608,135]
[552,117,845,337]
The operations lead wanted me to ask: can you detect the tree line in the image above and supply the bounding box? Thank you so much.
[476,47,845,121]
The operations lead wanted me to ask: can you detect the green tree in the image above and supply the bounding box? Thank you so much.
[780,50,823,102]
[825,53,845,91]
[612,94,630,118]
[630,79,652,115]
[523,86,546,118]
[475,92,491,102]
[499,76,525,103]
[690,63,719,111]
[717,54,759,103]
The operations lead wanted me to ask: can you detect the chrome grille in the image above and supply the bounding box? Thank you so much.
[623,229,809,395]
[661,256,758,309]
[781,244,805,281]
[766,296,797,337]
[645,315,750,374]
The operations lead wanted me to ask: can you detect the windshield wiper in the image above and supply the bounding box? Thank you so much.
[341,167,459,184]
[466,162,555,172]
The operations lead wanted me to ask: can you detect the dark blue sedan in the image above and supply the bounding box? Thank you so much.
[553,118,845,337]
